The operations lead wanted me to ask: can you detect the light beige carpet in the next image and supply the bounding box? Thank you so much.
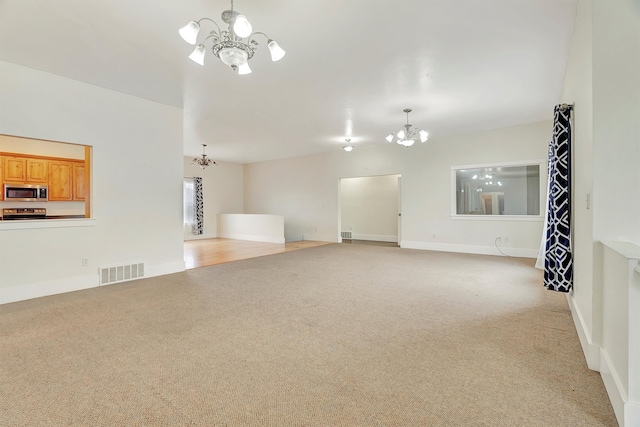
[0,244,617,426]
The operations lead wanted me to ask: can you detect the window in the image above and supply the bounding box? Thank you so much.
[451,161,544,219]
[183,178,195,233]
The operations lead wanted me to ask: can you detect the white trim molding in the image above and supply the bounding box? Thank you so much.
[401,240,537,258]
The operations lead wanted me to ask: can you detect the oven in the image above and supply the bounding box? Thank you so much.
[2,208,47,220]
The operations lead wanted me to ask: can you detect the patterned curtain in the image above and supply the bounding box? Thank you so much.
[192,177,203,235]
[540,105,573,292]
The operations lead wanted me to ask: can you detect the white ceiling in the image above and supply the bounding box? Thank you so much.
[0,0,578,164]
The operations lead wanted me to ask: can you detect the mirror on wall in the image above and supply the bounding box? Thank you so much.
[452,162,544,217]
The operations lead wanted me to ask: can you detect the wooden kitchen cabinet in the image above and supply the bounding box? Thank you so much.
[26,159,48,183]
[73,163,85,201]
[1,156,48,183]
[48,161,73,201]
[2,156,26,182]
[1,151,89,204]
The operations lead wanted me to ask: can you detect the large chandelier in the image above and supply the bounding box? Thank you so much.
[385,109,429,147]
[179,0,285,75]
[192,144,216,169]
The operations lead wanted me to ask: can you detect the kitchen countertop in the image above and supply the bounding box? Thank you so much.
[0,217,95,230]
[0,215,87,221]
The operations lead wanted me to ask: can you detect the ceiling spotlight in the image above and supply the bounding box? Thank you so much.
[385,108,429,147]
[179,0,285,74]
[343,138,354,152]
[192,144,216,169]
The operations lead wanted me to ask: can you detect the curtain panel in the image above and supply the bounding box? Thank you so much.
[541,105,573,292]
[192,177,204,235]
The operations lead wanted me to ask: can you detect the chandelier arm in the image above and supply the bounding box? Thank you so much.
[200,32,221,46]
[248,31,269,44]
[197,18,222,38]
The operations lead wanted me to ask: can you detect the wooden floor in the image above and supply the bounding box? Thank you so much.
[184,238,333,269]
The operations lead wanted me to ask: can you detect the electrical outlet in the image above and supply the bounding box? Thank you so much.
[82,258,89,266]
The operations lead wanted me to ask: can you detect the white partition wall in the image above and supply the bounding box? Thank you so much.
[0,61,185,304]
[217,214,285,244]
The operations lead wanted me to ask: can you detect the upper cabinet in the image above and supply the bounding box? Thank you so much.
[27,159,48,183]
[3,156,48,184]
[3,156,26,182]
[1,153,87,202]
[73,164,85,201]
[48,161,73,201]
[48,160,85,201]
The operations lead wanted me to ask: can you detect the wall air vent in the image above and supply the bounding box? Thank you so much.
[341,231,352,239]
[99,262,145,285]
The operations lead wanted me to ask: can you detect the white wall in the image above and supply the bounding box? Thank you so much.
[244,121,550,256]
[0,61,184,303]
[340,175,399,242]
[183,157,244,240]
[562,0,640,424]
[561,0,598,367]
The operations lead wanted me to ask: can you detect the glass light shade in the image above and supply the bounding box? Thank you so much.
[419,130,429,142]
[401,139,415,147]
[219,47,249,68]
[237,62,252,75]
[385,134,394,143]
[343,145,354,152]
[233,15,253,38]
[188,44,206,65]
[179,21,200,45]
[397,130,405,139]
[267,40,286,61]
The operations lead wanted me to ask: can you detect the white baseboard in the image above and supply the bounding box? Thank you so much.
[625,401,640,427]
[302,233,339,243]
[600,348,627,427]
[567,294,601,370]
[184,232,217,241]
[146,260,186,278]
[352,233,398,243]
[400,241,537,258]
[0,260,186,305]
[0,274,99,305]
[218,233,285,244]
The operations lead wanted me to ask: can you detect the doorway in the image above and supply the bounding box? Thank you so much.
[339,174,401,247]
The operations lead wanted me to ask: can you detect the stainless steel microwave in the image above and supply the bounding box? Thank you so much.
[4,184,48,202]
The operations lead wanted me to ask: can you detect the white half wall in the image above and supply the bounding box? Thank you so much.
[217,214,285,244]
[0,61,185,304]
[244,121,549,253]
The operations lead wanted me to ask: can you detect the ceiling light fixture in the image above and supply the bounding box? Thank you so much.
[179,0,285,75]
[343,138,354,152]
[192,144,216,169]
[385,108,429,147]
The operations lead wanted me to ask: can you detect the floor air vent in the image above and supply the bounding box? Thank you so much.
[100,263,145,285]
[341,231,352,239]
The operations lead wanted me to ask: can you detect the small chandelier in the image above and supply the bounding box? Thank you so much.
[192,144,216,169]
[385,108,429,147]
[343,138,354,152]
[179,0,285,75]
